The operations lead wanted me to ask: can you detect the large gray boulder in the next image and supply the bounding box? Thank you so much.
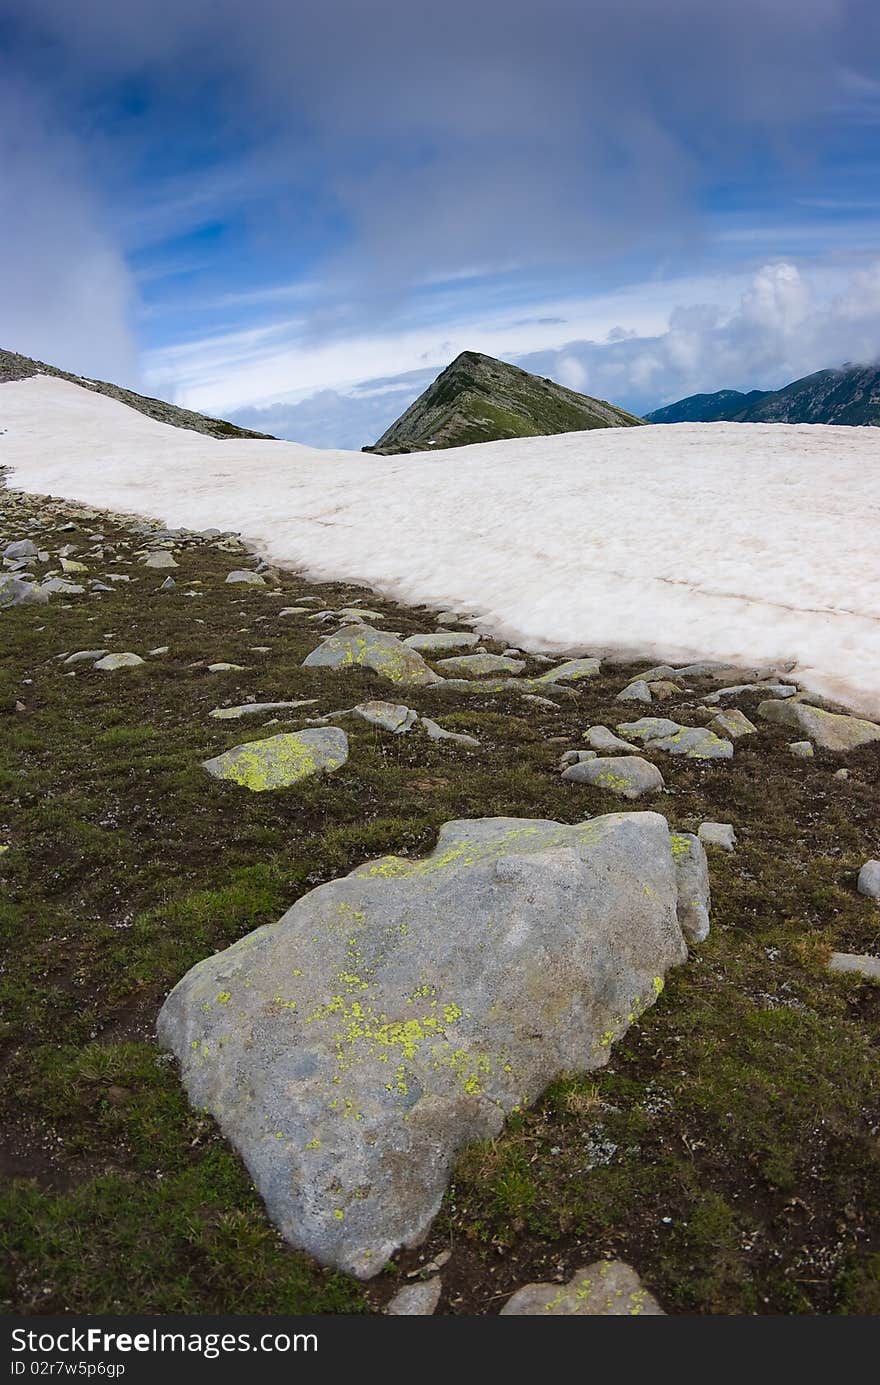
[403,631,480,652]
[0,574,48,608]
[3,539,39,560]
[302,624,442,686]
[757,699,880,752]
[157,812,704,1277]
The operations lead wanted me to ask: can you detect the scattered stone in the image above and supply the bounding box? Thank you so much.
[521,694,560,709]
[202,727,348,790]
[789,740,814,758]
[336,607,385,622]
[670,833,712,943]
[699,821,737,852]
[419,717,480,746]
[617,679,652,703]
[225,570,265,586]
[634,664,677,682]
[3,539,39,559]
[157,811,702,1276]
[616,717,680,743]
[147,646,170,657]
[142,551,178,569]
[278,607,311,617]
[62,650,108,666]
[827,952,880,983]
[559,749,597,767]
[535,657,601,684]
[353,701,419,734]
[834,767,849,780]
[385,1279,443,1315]
[647,680,683,701]
[60,558,88,573]
[857,860,880,901]
[759,699,880,752]
[703,683,797,704]
[403,631,480,653]
[1,574,49,608]
[584,725,635,754]
[210,700,319,720]
[562,755,665,799]
[159,577,177,591]
[434,652,525,678]
[647,726,734,760]
[207,662,247,673]
[709,709,757,739]
[40,578,84,596]
[302,624,442,686]
[93,652,145,670]
[500,1260,664,1316]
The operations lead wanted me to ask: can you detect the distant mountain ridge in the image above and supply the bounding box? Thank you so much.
[0,348,275,440]
[364,350,644,453]
[646,364,880,427]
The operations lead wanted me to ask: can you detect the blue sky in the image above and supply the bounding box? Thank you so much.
[1,0,879,447]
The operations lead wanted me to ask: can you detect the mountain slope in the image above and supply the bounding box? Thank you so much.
[646,364,880,427]
[0,348,275,440]
[364,350,644,453]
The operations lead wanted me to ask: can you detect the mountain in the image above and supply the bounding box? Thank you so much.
[0,347,275,440]
[646,364,880,427]
[364,350,644,453]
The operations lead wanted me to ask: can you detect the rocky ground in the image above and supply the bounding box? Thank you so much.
[1,480,879,1315]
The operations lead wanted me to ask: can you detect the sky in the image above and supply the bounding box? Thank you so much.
[1,0,879,448]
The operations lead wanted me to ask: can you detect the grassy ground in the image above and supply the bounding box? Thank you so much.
[1,483,878,1315]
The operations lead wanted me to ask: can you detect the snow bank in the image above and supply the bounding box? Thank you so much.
[3,374,879,718]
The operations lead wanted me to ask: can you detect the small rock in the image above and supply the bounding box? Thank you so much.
[617,679,652,703]
[709,709,757,739]
[698,821,736,851]
[60,558,88,573]
[617,717,680,742]
[147,646,169,657]
[500,1260,663,1316]
[827,952,880,983]
[93,652,145,670]
[303,625,442,686]
[142,551,178,569]
[562,755,664,799]
[419,717,480,746]
[207,663,247,673]
[3,539,39,559]
[648,726,734,760]
[278,607,311,617]
[789,740,814,758]
[1,575,49,608]
[648,680,683,701]
[403,631,480,652]
[385,1278,442,1315]
[352,701,419,734]
[536,657,601,684]
[434,652,525,678]
[559,749,597,768]
[670,833,712,943]
[62,650,108,666]
[585,724,635,754]
[833,767,849,780]
[159,577,177,591]
[225,570,265,586]
[210,700,319,720]
[857,860,880,901]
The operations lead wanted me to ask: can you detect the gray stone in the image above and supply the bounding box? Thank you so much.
[202,727,348,790]
[225,570,265,586]
[698,821,737,852]
[403,631,480,653]
[93,652,145,670]
[210,701,319,720]
[834,768,850,781]
[0,574,49,608]
[827,952,880,983]
[521,694,561,709]
[759,699,880,752]
[647,680,683,701]
[302,624,442,686]
[562,755,665,799]
[616,717,681,743]
[535,658,601,685]
[353,701,419,733]
[703,683,797,704]
[157,811,701,1277]
[857,860,880,901]
[3,539,39,559]
[559,750,597,768]
[40,578,85,595]
[585,725,636,754]
[709,709,757,739]
[500,1260,664,1316]
[634,665,678,682]
[647,726,734,760]
[671,832,711,943]
[419,717,480,746]
[159,577,177,591]
[62,649,108,666]
[789,740,815,758]
[617,679,652,703]
[335,607,385,623]
[278,607,311,617]
[142,551,178,569]
[385,1278,443,1315]
[434,653,525,678]
[207,663,247,673]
